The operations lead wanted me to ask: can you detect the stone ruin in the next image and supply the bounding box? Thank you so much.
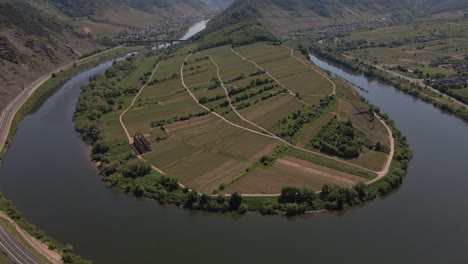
[131,133,152,155]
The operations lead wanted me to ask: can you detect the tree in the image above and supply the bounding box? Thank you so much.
[375,142,382,152]
[216,194,225,204]
[199,194,211,206]
[185,191,198,208]
[134,185,145,197]
[125,159,151,178]
[279,187,315,205]
[320,184,332,200]
[229,192,242,211]
[353,182,368,201]
[92,140,110,154]
[159,176,178,191]
[284,203,305,216]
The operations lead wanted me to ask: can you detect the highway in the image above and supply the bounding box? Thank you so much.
[0,46,123,156]
[0,224,42,264]
[0,64,71,156]
[0,46,124,263]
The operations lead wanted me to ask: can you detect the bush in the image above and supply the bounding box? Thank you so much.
[279,187,315,205]
[284,203,306,216]
[125,159,151,178]
[229,192,242,211]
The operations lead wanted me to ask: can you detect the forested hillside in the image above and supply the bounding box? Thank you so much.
[0,0,227,113]
[204,0,468,35]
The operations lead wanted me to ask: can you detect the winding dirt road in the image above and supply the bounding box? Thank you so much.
[118,60,168,176]
[190,50,394,179]
[118,46,396,197]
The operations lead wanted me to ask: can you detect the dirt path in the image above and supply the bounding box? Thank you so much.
[118,60,168,176]
[282,45,336,96]
[180,53,279,140]
[119,60,163,142]
[115,49,395,198]
[0,212,62,264]
[193,52,391,177]
[229,48,310,105]
[368,114,395,182]
[209,56,284,138]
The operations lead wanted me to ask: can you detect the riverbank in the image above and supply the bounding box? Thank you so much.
[1,32,465,263]
[0,46,142,264]
[308,45,468,122]
[341,54,468,108]
[0,46,140,161]
[0,211,62,264]
[73,42,411,216]
[0,194,87,263]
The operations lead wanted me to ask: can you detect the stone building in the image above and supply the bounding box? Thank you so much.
[131,133,152,155]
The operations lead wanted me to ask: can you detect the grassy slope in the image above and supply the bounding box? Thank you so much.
[208,0,468,36]
[0,0,98,113]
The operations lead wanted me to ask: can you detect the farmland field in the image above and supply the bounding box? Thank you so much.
[333,16,468,105]
[77,42,393,195]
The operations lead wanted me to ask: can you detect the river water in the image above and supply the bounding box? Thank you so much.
[0,21,467,263]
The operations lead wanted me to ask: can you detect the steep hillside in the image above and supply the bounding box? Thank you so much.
[25,0,217,38]
[43,0,210,18]
[200,0,234,10]
[0,0,228,113]
[413,0,468,14]
[0,0,97,112]
[192,0,276,49]
[206,0,468,35]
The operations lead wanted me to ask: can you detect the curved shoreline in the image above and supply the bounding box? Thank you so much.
[0,46,135,263]
[120,45,395,196]
[0,46,129,160]
[0,211,62,264]
[80,43,410,216]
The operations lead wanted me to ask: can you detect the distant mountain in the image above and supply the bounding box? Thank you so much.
[204,0,468,35]
[200,0,235,10]
[43,0,212,18]
[0,0,226,112]
[412,0,468,14]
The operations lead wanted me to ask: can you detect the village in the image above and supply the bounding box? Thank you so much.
[117,16,194,41]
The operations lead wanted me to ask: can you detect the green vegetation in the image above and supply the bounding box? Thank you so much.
[195,21,276,50]
[68,0,409,215]
[309,44,468,121]
[304,15,468,120]
[72,42,405,217]
[0,250,11,264]
[0,218,50,264]
[312,119,361,159]
[311,118,380,159]
[272,95,336,143]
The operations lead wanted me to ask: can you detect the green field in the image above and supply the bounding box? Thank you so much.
[73,42,399,215]
[336,17,468,104]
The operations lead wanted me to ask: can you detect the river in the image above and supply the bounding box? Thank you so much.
[0,21,467,263]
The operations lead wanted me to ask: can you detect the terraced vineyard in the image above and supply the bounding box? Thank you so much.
[75,42,394,198]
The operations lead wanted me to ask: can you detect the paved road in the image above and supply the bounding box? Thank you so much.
[0,46,124,156]
[0,224,43,264]
[0,65,70,157]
